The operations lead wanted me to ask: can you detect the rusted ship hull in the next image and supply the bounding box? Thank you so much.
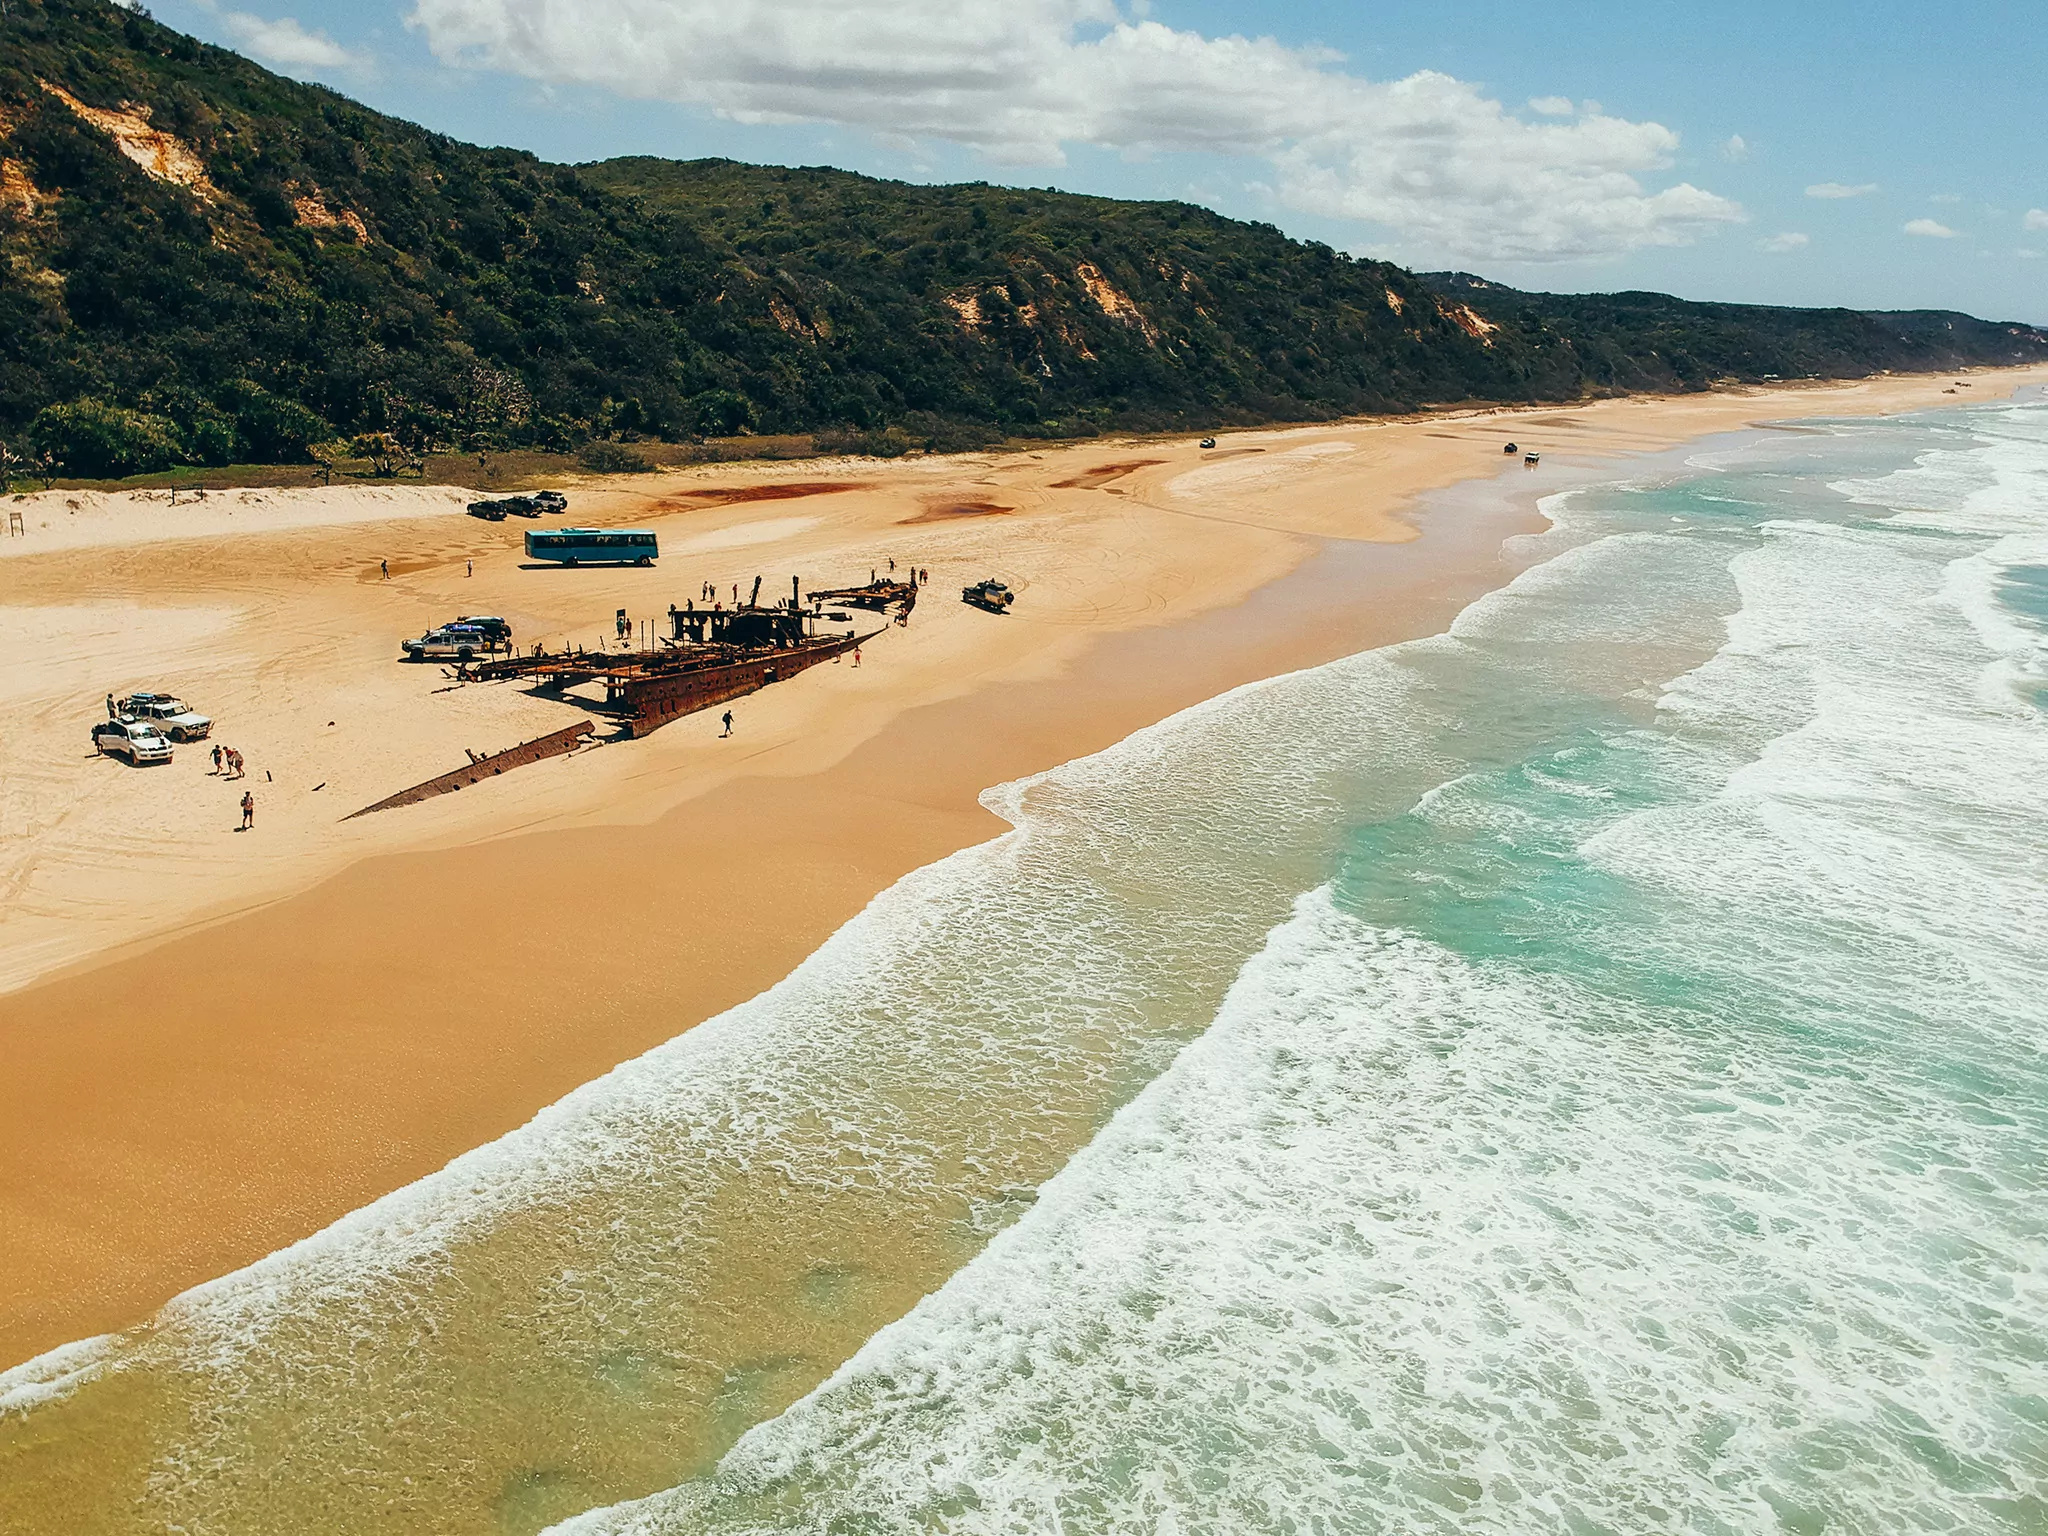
[345,721,594,819]
[618,628,864,735]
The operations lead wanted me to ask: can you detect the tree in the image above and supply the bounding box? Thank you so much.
[349,433,403,477]
[29,401,185,479]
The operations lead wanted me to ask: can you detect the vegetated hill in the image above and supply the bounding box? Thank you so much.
[1,0,2044,480]
[1420,272,2048,391]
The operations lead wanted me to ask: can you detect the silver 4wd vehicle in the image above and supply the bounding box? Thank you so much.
[120,691,214,741]
[402,624,493,662]
[92,716,174,764]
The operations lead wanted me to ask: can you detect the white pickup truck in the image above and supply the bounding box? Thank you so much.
[92,717,175,764]
[402,624,494,661]
[119,692,214,741]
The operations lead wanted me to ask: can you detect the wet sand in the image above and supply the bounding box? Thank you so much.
[3,369,2039,1368]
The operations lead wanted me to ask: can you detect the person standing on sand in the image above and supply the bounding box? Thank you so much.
[211,743,223,774]
[721,711,733,737]
[381,559,388,579]
[106,692,116,718]
[467,559,473,578]
[240,791,254,830]
[853,647,861,667]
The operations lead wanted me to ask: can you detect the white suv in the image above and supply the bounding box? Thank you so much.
[120,692,214,741]
[402,624,493,662]
[92,717,175,764]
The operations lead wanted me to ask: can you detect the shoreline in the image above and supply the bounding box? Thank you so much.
[3,368,2042,1368]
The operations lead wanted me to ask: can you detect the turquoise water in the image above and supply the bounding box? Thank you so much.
[7,397,2045,1536]
[561,396,2048,1535]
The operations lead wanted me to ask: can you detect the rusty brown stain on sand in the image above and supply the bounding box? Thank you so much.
[1050,459,1166,490]
[640,481,876,515]
[898,501,1012,525]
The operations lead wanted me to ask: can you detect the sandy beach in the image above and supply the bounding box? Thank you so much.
[2,367,2039,1370]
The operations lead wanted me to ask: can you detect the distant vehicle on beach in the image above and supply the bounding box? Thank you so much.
[1199,436,1217,448]
[469,491,569,520]
[92,716,174,763]
[524,528,658,566]
[962,579,1014,614]
[403,624,495,662]
[118,692,213,741]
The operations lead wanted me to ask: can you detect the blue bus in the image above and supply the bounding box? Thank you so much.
[524,528,659,566]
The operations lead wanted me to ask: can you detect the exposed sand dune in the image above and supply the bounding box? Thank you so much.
[2,368,2040,1365]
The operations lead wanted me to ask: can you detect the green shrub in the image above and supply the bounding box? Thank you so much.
[687,390,755,438]
[577,441,653,474]
[29,400,186,478]
[224,381,329,462]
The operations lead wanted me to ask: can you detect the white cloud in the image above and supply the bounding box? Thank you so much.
[1720,134,1748,162]
[407,0,1744,262]
[1757,231,1808,252]
[2024,208,2048,231]
[214,8,367,71]
[1904,217,1960,239]
[1806,181,1878,199]
[1929,192,1961,205]
[1527,95,1574,117]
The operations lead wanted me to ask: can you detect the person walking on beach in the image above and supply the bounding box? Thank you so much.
[467,559,473,578]
[211,743,223,774]
[240,791,254,830]
[721,710,733,737]
[381,559,388,579]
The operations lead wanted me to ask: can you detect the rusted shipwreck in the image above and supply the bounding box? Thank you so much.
[806,578,918,615]
[464,578,886,739]
[348,577,894,818]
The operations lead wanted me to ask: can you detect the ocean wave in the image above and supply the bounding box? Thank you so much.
[15,400,2048,1536]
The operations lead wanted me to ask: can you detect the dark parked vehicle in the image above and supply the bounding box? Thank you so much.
[452,615,512,644]
[963,579,1015,614]
[469,496,545,519]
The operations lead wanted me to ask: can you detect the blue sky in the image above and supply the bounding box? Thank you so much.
[152,0,2046,321]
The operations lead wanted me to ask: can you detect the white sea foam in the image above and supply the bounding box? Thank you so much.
[21,400,2048,1536]
[1831,401,2048,536]
[558,399,2048,1536]
[561,890,2044,1536]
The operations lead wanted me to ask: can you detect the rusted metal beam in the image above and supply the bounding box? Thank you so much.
[345,721,595,819]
